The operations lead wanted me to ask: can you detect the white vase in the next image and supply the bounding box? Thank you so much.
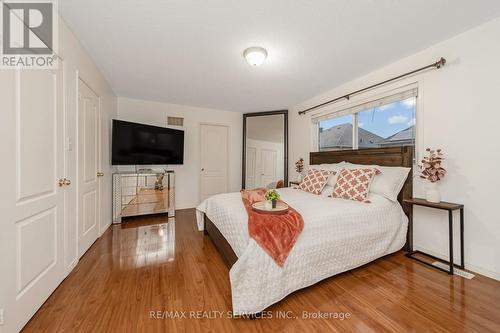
[297,172,303,182]
[425,182,441,203]
[264,200,273,210]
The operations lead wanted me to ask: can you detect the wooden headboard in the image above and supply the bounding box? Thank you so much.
[310,146,413,250]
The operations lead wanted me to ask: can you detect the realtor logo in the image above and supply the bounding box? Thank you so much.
[1,0,58,68]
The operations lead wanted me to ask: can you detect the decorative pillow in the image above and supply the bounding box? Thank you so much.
[332,168,381,203]
[299,169,334,195]
[343,162,411,202]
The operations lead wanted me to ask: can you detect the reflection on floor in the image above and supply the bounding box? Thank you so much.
[22,209,500,333]
[113,215,175,268]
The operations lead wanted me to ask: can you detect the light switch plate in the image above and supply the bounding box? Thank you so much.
[66,137,73,151]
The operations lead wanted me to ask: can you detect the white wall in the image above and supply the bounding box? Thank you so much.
[289,17,500,280]
[117,97,242,209]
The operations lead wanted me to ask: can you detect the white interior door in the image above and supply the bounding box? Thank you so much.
[1,66,66,332]
[246,146,257,189]
[260,149,277,187]
[200,124,229,201]
[78,79,100,257]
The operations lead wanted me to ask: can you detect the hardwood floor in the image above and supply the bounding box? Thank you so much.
[22,209,500,332]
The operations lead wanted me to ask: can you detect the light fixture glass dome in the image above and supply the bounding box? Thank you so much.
[243,47,268,66]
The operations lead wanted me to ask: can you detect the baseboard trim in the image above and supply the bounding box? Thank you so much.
[175,207,196,212]
[414,245,500,281]
[99,222,112,236]
[65,259,78,275]
[175,204,196,210]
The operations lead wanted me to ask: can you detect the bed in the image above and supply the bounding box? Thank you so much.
[196,146,413,314]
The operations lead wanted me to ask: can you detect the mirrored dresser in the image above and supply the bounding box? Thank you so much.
[112,170,175,223]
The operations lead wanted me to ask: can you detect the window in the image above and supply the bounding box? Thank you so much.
[316,89,417,153]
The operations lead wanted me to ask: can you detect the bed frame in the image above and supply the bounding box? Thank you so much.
[204,146,413,267]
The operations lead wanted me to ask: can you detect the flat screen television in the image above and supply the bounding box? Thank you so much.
[112,119,184,165]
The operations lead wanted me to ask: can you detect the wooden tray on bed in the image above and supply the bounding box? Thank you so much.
[251,201,289,215]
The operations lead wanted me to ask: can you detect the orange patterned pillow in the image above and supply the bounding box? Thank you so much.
[299,169,334,195]
[332,168,381,203]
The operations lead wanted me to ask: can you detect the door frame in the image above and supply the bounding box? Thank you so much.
[199,122,230,203]
[76,73,102,257]
[63,63,81,275]
[242,110,288,188]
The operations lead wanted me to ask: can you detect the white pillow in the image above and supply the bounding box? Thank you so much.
[316,161,347,171]
[343,162,411,202]
[321,184,334,197]
[309,161,346,188]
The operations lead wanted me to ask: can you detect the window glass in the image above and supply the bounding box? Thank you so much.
[358,97,416,148]
[319,115,353,151]
[318,96,416,153]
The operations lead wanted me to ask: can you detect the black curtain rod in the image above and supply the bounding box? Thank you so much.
[298,57,446,115]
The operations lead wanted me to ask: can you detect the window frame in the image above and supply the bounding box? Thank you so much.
[311,82,420,163]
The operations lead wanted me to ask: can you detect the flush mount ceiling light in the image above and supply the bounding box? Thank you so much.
[243,46,268,66]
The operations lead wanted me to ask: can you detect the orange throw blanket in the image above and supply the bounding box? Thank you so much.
[241,189,304,266]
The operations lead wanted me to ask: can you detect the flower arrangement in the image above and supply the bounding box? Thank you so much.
[420,148,446,183]
[295,158,304,174]
[265,189,280,208]
[265,189,280,202]
[295,158,305,182]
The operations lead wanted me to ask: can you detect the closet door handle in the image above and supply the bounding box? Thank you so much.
[58,178,71,187]
[97,172,104,177]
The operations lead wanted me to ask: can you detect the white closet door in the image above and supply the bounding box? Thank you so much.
[200,124,229,201]
[78,79,100,257]
[260,149,277,187]
[246,146,257,189]
[1,66,66,332]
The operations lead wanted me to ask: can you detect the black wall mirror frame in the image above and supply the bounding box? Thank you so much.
[242,110,288,189]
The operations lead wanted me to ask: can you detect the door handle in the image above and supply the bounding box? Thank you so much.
[97,172,104,177]
[58,178,71,187]
[201,168,205,171]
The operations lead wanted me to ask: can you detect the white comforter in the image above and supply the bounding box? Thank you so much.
[196,187,408,314]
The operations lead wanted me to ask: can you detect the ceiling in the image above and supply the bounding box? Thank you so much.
[59,0,500,112]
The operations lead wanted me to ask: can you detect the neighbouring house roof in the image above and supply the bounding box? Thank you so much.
[320,123,385,149]
[320,124,415,149]
[384,125,415,143]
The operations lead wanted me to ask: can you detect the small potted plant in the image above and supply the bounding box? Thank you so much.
[295,158,304,182]
[420,148,447,203]
[265,189,280,209]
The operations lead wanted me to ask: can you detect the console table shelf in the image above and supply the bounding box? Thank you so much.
[404,198,464,275]
[112,171,175,223]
